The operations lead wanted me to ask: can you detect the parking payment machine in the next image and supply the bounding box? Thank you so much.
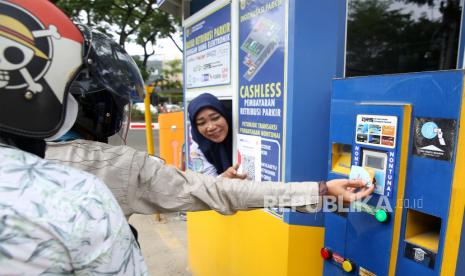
[323,70,465,275]
[324,103,411,275]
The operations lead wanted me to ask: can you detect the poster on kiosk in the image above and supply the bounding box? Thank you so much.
[237,1,285,180]
[185,3,231,89]
[184,1,232,171]
[238,0,287,217]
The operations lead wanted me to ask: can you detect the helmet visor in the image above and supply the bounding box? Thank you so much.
[107,102,131,145]
[73,26,145,101]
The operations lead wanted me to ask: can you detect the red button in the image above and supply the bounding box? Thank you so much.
[321,247,332,260]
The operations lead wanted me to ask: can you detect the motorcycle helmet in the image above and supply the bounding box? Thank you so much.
[68,25,145,143]
[0,0,83,140]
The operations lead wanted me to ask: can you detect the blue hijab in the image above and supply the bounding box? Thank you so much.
[188,93,232,174]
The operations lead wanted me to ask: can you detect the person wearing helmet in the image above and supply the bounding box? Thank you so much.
[0,0,147,274]
[45,26,374,220]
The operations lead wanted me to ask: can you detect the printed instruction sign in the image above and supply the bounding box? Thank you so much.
[355,115,398,149]
[237,134,262,180]
[413,117,456,161]
[185,3,231,88]
[238,0,286,182]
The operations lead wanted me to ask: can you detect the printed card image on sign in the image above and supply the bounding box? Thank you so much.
[355,115,398,149]
[369,124,381,135]
[369,135,381,145]
[240,17,281,81]
[382,125,395,136]
[381,136,395,147]
[357,123,369,134]
[357,133,368,143]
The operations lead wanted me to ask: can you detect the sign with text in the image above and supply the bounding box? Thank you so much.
[238,0,286,183]
[185,3,231,88]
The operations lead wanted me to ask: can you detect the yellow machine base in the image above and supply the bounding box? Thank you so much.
[187,210,324,276]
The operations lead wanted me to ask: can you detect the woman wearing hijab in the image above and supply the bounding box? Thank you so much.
[188,93,245,179]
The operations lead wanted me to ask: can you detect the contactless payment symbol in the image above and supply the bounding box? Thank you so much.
[421,122,438,139]
[413,117,456,161]
[421,121,446,145]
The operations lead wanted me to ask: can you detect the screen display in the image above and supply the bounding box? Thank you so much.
[365,155,385,170]
[346,0,463,77]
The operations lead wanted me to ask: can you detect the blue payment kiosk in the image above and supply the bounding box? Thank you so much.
[323,70,465,275]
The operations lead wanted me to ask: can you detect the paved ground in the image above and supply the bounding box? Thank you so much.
[129,214,191,276]
[127,129,191,276]
[126,128,160,152]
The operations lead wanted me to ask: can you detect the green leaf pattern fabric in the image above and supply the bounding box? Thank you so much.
[0,146,148,275]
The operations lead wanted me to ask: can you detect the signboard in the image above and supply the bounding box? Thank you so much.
[185,3,231,88]
[237,0,286,183]
[413,117,456,161]
[355,115,397,149]
[352,115,398,197]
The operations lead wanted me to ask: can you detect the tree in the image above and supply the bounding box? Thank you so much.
[132,55,151,82]
[154,59,183,105]
[52,0,181,81]
[160,59,182,91]
[136,13,180,70]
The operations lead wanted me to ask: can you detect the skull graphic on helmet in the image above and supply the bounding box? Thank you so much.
[0,14,60,94]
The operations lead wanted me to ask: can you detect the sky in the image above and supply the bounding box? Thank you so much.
[125,32,183,61]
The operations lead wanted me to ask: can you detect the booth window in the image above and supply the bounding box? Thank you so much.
[346,0,463,77]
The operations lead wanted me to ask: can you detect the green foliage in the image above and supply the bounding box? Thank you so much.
[153,59,182,105]
[53,0,181,81]
[160,59,182,90]
[130,106,158,123]
[132,56,152,81]
[159,92,183,106]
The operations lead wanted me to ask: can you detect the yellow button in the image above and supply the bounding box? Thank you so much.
[342,260,354,272]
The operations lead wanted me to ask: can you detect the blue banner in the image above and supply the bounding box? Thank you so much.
[238,0,286,182]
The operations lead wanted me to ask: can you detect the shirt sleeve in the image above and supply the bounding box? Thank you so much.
[128,151,320,215]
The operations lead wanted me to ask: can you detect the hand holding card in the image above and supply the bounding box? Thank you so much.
[349,165,376,187]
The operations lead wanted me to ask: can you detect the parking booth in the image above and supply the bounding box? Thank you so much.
[174,0,345,275]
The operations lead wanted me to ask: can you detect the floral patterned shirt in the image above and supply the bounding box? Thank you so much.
[0,145,148,275]
[189,140,218,176]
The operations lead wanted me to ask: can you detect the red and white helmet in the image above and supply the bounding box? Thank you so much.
[0,0,83,139]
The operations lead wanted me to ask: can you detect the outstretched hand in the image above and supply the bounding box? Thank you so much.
[221,163,248,179]
[326,179,375,203]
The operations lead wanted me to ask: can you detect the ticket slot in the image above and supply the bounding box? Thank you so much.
[403,209,441,269]
[331,143,352,175]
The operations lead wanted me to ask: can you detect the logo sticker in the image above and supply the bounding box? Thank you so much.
[413,117,456,161]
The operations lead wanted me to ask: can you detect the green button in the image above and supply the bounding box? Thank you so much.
[375,209,388,222]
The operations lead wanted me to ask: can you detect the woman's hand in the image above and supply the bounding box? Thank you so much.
[326,179,375,203]
[221,163,247,179]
